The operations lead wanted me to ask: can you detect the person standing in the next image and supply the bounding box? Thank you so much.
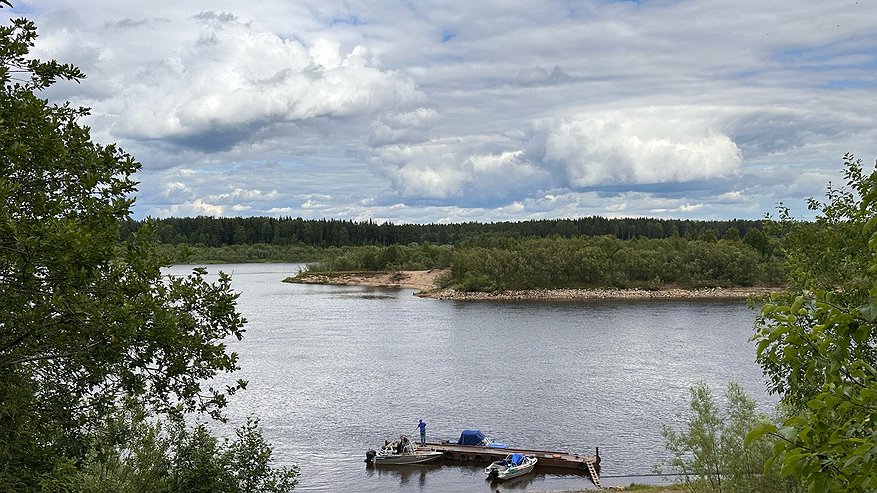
[418,419,427,445]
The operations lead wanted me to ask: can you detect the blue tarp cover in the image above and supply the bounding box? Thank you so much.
[457,430,486,445]
[510,453,525,466]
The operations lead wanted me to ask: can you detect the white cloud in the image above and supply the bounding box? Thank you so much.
[652,203,705,213]
[205,188,281,203]
[535,108,743,188]
[716,191,745,203]
[77,13,424,150]
[515,65,570,86]
[22,0,877,223]
[149,199,225,218]
[301,199,325,209]
[369,107,439,145]
[163,181,191,197]
[376,142,551,204]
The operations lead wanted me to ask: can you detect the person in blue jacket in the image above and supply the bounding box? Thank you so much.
[417,419,427,445]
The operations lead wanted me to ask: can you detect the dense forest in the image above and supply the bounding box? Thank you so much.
[145,215,782,290]
[125,215,765,247]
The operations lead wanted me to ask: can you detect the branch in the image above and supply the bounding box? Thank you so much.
[0,326,37,353]
[0,341,101,368]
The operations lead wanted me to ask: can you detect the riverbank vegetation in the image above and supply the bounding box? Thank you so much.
[657,153,877,493]
[139,190,787,293]
[283,233,783,292]
[145,216,785,293]
[659,382,802,493]
[0,13,296,492]
[746,154,877,492]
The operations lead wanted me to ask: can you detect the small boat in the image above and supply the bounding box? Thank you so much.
[366,438,444,465]
[457,429,508,449]
[484,453,538,480]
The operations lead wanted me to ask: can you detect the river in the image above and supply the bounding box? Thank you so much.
[164,263,775,492]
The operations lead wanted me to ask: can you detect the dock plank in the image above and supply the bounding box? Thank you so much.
[422,442,600,478]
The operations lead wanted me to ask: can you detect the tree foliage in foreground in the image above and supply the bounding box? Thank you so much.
[50,406,298,493]
[660,382,802,493]
[748,154,877,491]
[0,13,295,491]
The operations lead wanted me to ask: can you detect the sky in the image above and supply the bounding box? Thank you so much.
[10,0,877,223]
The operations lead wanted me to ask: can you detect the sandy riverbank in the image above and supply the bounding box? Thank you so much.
[289,270,443,291]
[289,269,778,301]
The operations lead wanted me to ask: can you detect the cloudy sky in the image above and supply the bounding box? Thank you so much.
[12,0,877,223]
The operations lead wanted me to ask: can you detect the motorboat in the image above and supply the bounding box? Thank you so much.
[366,439,444,465]
[457,429,508,448]
[484,453,538,480]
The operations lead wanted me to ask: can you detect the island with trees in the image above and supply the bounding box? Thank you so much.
[125,214,784,298]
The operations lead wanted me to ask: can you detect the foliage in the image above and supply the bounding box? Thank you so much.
[290,233,784,291]
[157,242,332,264]
[446,235,782,291]
[660,382,801,493]
[295,234,784,291]
[623,484,684,491]
[315,242,454,271]
[748,153,877,492]
[44,403,298,493]
[0,14,295,491]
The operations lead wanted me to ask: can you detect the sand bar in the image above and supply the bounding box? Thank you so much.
[289,269,777,301]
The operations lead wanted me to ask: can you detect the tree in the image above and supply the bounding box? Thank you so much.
[46,405,298,493]
[0,13,294,491]
[748,154,877,491]
[660,382,800,493]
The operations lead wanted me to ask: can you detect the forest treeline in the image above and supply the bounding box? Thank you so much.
[125,215,764,247]
[147,215,784,290]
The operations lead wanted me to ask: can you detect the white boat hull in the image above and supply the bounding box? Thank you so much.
[373,450,443,465]
[485,455,538,480]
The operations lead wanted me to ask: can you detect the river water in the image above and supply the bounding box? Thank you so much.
[164,263,774,492]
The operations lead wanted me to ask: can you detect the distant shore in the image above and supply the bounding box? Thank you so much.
[286,270,778,301]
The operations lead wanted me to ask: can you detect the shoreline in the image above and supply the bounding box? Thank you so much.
[287,270,778,301]
[417,286,774,301]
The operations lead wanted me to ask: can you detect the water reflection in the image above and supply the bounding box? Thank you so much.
[365,462,596,492]
[366,463,443,488]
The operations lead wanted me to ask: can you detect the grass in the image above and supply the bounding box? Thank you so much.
[544,484,684,493]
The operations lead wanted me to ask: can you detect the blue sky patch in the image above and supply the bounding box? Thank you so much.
[330,15,365,26]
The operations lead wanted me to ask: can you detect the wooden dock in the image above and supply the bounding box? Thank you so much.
[423,442,602,485]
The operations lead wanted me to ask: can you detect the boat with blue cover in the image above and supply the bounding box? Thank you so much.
[457,429,508,448]
[484,453,538,480]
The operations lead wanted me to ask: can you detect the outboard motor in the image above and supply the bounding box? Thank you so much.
[365,449,377,465]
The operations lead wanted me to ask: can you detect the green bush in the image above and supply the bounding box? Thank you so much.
[660,382,802,493]
[65,409,298,493]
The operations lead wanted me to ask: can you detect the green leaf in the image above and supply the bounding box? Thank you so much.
[858,302,877,322]
[778,426,797,443]
[745,422,777,446]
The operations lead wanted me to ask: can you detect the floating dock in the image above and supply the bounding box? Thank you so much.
[424,442,602,486]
